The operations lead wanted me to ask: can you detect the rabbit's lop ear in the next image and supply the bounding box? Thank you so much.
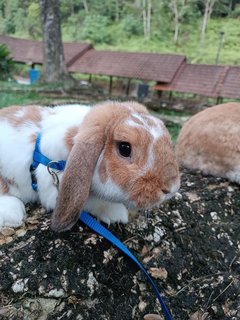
[51,124,104,232]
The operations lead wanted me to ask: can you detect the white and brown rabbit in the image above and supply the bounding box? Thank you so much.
[0,101,180,231]
[176,102,240,183]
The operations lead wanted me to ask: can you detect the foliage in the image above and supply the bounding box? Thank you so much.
[0,43,13,80]
[210,0,232,17]
[230,4,240,17]
[121,14,142,36]
[26,2,41,39]
[82,14,113,44]
[62,12,85,41]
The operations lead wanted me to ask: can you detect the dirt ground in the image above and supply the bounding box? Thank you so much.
[0,167,240,320]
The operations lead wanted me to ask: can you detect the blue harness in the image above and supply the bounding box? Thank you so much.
[30,133,173,320]
[30,133,66,191]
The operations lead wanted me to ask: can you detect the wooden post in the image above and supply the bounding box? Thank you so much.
[126,79,131,96]
[217,96,223,104]
[109,76,113,96]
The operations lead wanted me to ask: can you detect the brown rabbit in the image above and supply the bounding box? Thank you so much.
[176,102,240,183]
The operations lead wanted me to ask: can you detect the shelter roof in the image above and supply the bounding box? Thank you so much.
[220,66,240,99]
[154,64,229,97]
[68,49,186,83]
[0,35,92,65]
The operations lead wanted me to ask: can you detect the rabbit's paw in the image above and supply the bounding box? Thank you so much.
[99,203,129,225]
[0,195,26,228]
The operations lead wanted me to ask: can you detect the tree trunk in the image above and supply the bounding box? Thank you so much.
[39,0,68,83]
[200,0,216,42]
[82,0,89,14]
[147,0,151,39]
[142,0,151,39]
[115,0,120,21]
[142,0,147,38]
[171,0,179,45]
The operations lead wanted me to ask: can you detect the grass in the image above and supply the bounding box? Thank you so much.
[0,80,82,108]
[167,123,182,143]
[0,80,58,108]
[0,91,42,108]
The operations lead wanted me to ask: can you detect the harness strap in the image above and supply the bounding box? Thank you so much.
[80,211,173,320]
[30,133,66,191]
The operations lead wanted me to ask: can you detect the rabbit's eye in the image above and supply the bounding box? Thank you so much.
[118,141,131,158]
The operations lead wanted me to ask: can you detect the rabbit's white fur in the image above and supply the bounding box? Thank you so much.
[0,102,180,230]
[0,104,125,227]
[0,195,26,227]
[0,105,86,227]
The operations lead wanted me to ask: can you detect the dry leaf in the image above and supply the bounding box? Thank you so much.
[144,314,163,320]
[1,228,15,236]
[27,225,38,231]
[149,267,168,279]
[190,311,209,320]
[16,229,27,237]
[0,239,6,245]
[4,236,14,244]
[26,217,39,224]
[0,306,9,317]
[141,245,149,256]
[186,192,200,203]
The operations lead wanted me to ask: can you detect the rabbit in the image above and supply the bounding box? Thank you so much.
[0,101,180,231]
[175,102,240,183]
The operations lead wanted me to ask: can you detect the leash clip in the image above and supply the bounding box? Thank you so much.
[47,161,60,189]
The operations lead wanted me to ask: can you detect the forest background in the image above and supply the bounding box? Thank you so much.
[0,0,240,66]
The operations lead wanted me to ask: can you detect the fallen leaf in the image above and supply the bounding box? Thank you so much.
[0,306,9,317]
[190,311,209,320]
[1,228,15,236]
[5,236,14,244]
[0,239,6,245]
[16,229,27,237]
[144,314,163,320]
[186,192,200,203]
[149,267,168,279]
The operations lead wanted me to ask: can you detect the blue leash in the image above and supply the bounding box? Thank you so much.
[31,133,173,319]
[80,211,173,320]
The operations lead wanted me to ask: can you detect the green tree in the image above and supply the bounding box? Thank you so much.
[27,2,41,38]
[82,14,113,44]
[200,0,217,42]
[0,43,13,80]
[122,14,142,36]
[3,0,19,34]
